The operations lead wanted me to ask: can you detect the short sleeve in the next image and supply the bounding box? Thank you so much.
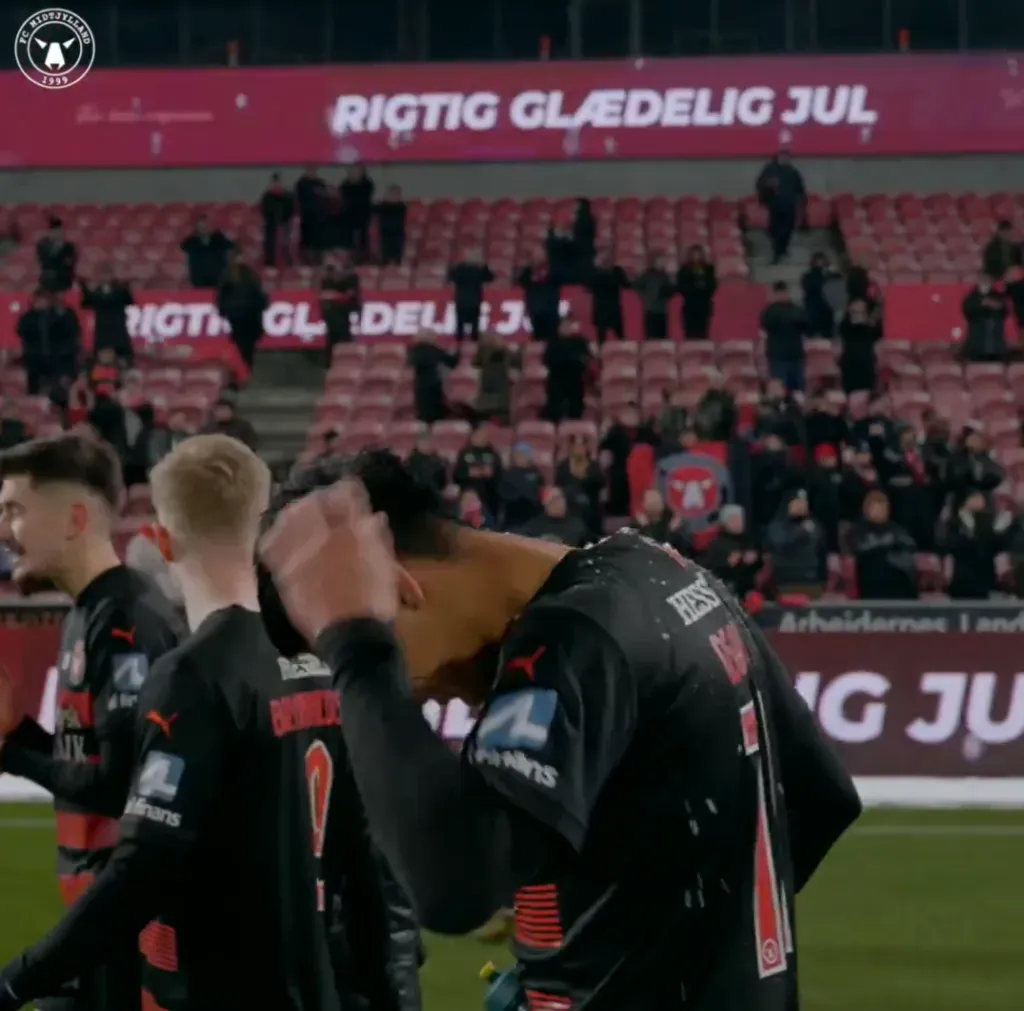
[120,658,227,851]
[466,605,636,851]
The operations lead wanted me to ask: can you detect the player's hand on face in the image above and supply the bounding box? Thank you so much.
[260,479,399,642]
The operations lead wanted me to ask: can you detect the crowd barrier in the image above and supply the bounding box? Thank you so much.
[3,599,1022,807]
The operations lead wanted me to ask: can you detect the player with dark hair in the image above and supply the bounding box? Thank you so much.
[0,433,181,1011]
[260,451,863,1011]
[0,435,369,1011]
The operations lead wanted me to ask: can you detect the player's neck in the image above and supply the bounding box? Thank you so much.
[175,555,260,633]
[461,529,571,624]
[58,539,122,599]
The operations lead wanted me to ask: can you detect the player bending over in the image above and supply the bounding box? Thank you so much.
[0,434,181,1011]
[0,435,352,1011]
[260,452,864,1011]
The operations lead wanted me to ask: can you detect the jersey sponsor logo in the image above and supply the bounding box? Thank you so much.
[269,689,342,737]
[137,750,185,802]
[277,653,331,680]
[665,571,723,627]
[111,627,136,645]
[505,646,547,681]
[146,710,179,739]
[473,746,559,788]
[476,688,558,752]
[112,653,148,694]
[124,796,182,829]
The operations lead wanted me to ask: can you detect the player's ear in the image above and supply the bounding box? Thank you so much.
[397,565,425,610]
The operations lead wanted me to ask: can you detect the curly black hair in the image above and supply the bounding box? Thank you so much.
[257,449,452,657]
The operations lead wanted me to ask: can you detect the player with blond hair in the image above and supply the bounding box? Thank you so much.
[0,435,346,1011]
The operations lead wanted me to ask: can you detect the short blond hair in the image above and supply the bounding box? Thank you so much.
[150,434,270,552]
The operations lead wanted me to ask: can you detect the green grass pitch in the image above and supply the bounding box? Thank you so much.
[1,805,1022,1010]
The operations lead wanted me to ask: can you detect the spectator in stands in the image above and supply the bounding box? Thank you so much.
[202,398,259,451]
[691,370,736,442]
[961,273,1011,362]
[474,330,518,424]
[755,148,806,263]
[760,282,808,392]
[374,184,407,265]
[216,250,268,370]
[519,486,588,547]
[556,434,604,540]
[801,252,838,338]
[181,215,234,288]
[295,167,328,264]
[601,404,655,517]
[982,220,1021,281]
[122,402,166,484]
[948,427,1005,509]
[806,443,843,552]
[498,443,545,529]
[260,172,295,269]
[848,490,919,600]
[755,378,804,449]
[36,216,77,293]
[922,410,954,515]
[675,245,718,341]
[1006,265,1024,344]
[572,199,597,278]
[845,264,874,306]
[849,393,898,461]
[837,298,883,394]
[0,399,29,451]
[408,330,458,425]
[340,164,375,261]
[750,432,802,532]
[839,443,881,525]
[943,491,1010,599]
[546,225,576,282]
[518,250,562,341]
[318,254,361,363]
[87,387,130,461]
[88,346,122,394]
[659,389,689,449]
[633,256,674,340]
[630,488,689,553]
[804,391,847,455]
[81,263,134,364]
[406,435,447,493]
[587,250,629,343]
[454,426,503,519]
[448,250,494,343]
[765,489,825,596]
[16,289,80,395]
[543,320,592,423]
[702,504,761,598]
[881,425,936,549]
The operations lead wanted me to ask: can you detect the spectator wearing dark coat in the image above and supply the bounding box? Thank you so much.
[587,252,629,343]
[675,245,718,340]
[517,253,562,341]
[340,164,375,261]
[848,490,919,600]
[374,185,407,265]
[701,505,762,598]
[407,331,458,425]
[17,289,80,394]
[943,491,1011,600]
[801,252,837,338]
[755,149,806,262]
[519,486,589,547]
[36,218,77,293]
[764,489,825,595]
[260,172,295,269]
[760,282,808,392]
[448,251,495,343]
[216,253,268,369]
[947,428,1005,509]
[182,216,234,288]
[838,298,883,395]
[498,443,545,530]
[80,263,133,362]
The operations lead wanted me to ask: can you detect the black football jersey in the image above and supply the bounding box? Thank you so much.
[120,607,341,1011]
[465,530,829,1011]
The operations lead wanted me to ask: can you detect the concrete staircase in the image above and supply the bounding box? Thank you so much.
[745,227,839,295]
[237,350,323,470]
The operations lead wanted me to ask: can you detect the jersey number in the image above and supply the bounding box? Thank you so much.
[740,699,793,979]
[305,741,334,860]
